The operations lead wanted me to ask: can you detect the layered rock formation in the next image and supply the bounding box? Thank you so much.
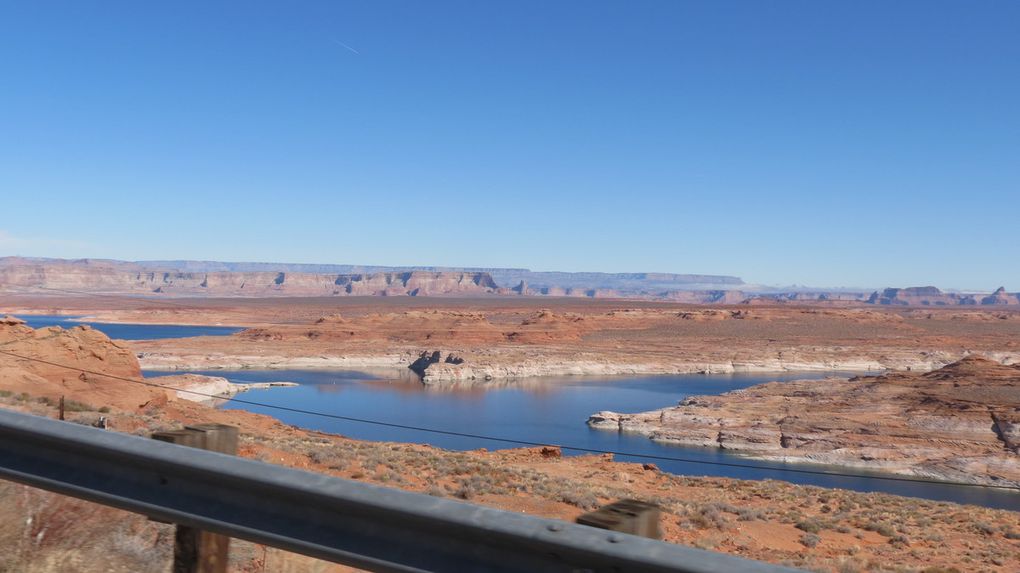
[982,287,1020,306]
[866,286,1020,306]
[123,300,1020,384]
[1,257,755,300]
[4,257,1017,304]
[0,258,499,297]
[588,356,1020,486]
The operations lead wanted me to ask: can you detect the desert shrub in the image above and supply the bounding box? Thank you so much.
[688,506,729,530]
[557,489,599,511]
[736,507,765,521]
[887,533,910,548]
[692,536,721,550]
[796,519,823,534]
[799,533,821,548]
[863,521,895,537]
[972,522,996,536]
[63,399,94,412]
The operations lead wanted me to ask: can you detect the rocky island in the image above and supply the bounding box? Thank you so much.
[589,356,1020,487]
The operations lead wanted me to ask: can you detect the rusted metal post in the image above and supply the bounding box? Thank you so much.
[576,499,662,540]
[153,424,239,573]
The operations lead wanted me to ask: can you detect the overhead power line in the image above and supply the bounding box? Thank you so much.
[0,349,1016,493]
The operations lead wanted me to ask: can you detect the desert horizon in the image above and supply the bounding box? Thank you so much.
[3,2,1019,572]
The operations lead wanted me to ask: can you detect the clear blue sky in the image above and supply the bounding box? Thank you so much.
[1,1,1017,290]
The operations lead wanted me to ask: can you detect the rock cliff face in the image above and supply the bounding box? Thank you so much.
[0,258,499,297]
[3,257,1016,304]
[588,356,1020,486]
[0,257,752,299]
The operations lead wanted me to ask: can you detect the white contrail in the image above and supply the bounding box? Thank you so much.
[332,39,360,55]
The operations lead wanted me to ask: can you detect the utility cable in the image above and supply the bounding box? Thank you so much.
[0,349,1017,493]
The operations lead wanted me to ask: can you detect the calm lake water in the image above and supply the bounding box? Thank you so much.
[16,315,243,340]
[145,368,1020,510]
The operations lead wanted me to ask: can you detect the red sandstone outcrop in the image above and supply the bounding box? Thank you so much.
[588,356,1020,486]
[0,315,160,410]
[0,317,275,410]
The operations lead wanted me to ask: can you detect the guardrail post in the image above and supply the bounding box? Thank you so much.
[153,424,239,573]
[576,499,662,539]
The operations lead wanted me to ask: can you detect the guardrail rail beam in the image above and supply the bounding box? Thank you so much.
[0,409,802,573]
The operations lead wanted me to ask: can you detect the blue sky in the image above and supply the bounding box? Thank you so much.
[1,1,1017,290]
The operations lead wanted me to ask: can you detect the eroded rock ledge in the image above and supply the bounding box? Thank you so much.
[588,356,1020,487]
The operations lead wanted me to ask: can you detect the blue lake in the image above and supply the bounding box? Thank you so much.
[16,315,243,340]
[146,368,1020,510]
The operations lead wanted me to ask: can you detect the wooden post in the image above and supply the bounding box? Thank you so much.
[152,424,239,573]
[576,499,662,540]
[58,396,65,421]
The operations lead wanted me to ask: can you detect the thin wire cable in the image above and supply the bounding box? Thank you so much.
[0,349,1016,492]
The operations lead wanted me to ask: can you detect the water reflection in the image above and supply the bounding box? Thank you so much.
[143,368,1020,510]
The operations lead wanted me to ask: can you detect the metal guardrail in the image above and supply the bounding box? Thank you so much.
[0,409,801,573]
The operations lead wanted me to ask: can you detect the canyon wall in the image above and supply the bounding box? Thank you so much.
[0,258,499,297]
[1,257,1017,304]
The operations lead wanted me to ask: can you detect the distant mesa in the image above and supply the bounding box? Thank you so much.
[982,287,1020,306]
[867,286,1019,307]
[1,257,1015,305]
[0,256,745,300]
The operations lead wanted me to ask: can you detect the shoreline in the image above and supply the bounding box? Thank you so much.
[593,426,1020,489]
[586,358,1020,490]
[7,310,249,328]
[149,373,300,405]
[136,351,960,380]
[169,367,1020,506]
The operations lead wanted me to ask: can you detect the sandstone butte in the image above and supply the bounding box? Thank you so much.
[2,317,1020,572]
[589,356,1020,488]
